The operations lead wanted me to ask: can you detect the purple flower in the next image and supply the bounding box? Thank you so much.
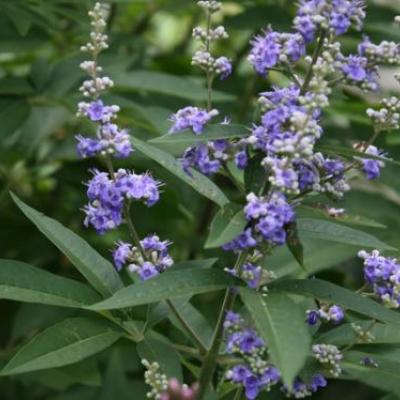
[87,100,106,121]
[138,262,159,280]
[328,305,344,323]
[169,107,219,135]
[228,365,252,383]
[244,374,262,400]
[342,55,368,81]
[113,242,132,271]
[309,374,327,392]
[215,56,233,80]
[306,310,320,325]
[360,145,385,180]
[76,135,104,158]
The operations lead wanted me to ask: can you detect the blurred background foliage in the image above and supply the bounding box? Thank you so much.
[0,0,400,399]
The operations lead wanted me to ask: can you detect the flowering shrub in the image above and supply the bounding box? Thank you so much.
[1,1,400,399]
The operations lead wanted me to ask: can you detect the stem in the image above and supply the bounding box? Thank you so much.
[233,387,243,400]
[197,252,247,399]
[205,9,213,111]
[301,30,326,95]
[167,299,208,354]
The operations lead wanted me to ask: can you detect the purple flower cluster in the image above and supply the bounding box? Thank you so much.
[312,344,343,377]
[83,169,161,234]
[306,304,344,325]
[181,139,248,176]
[113,235,173,280]
[248,29,305,76]
[282,375,327,398]
[224,312,281,399]
[224,192,294,251]
[226,262,263,289]
[358,250,400,308]
[294,0,366,43]
[169,107,219,135]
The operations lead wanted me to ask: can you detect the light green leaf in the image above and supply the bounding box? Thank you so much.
[88,269,239,311]
[318,321,400,346]
[0,259,100,308]
[11,194,124,297]
[137,338,183,382]
[273,279,400,324]
[0,317,122,376]
[297,218,395,251]
[130,137,229,208]
[205,203,247,249]
[113,70,235,102]
[239,289,311,386]
[0,97,31,139]
[150,124,248,145]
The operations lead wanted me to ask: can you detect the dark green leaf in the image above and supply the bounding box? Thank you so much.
[0,317,122,376]
[240,289,311,386]
[273,279,400,324]
[11,194,124,297]
[244,153,267,195]
[0,97,31,139]
[297,218,395,251]
[0,259,100,308]
[137,338,183,382]
[286,222,305,269]
[113,70,235,102]
[130,137,229,208]
[205,203,247,248]
[88,269,239,311]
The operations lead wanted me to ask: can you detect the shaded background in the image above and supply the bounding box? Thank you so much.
[0,0,399,399]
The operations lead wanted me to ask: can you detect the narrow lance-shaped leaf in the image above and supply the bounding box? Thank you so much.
[11,193,123,297]
[286,221,305,269]
[239,288,311,387]
[273,279,400,324]
[0,259,100,308]
[244,153,268,195]
[0,317,122,376]
[205,203,247,249]
[130,136,229,208]
[150,124,248,146]
[88,269,240,311]
[297,218,395,251]
[137,338,183,382]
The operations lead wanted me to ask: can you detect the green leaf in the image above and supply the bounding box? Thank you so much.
[0,317,122,376]
[244,153,267,195]
[130,136,229,208]
[205,203,247,249]
[317,144,400,167]
[342,351,400,396]
[171,258,218,271]
[150,124,248,145]
[273,279,400,324]
[113,70,235,102]
[0,259,100,308]
[286,222,305,269]
[239,289,311,386]
[11,194,123,297]
[297,218,395,251]
[318,321,400,346]
[0,97,31,139]
[298,205,386,229]
[88,269,239,311]
[137,338,183,382]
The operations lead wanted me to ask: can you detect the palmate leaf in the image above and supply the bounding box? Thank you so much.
[273,279,400,324]
[150,124,248,146]
[0,317,122,376]
[318,321,400,346]
[130,137,229,208]
[239,289,311,387]
[88,269,240,311]
[0,259,100,308]
[11,193,123,297]
[205,203,247,249]
[297,218,395,251]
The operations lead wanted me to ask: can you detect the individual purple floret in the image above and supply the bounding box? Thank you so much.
[215,56,233,80]
[359,145,385,180]
[358,250,400,308]
[341,55,368,81]
[169,106,219,134]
